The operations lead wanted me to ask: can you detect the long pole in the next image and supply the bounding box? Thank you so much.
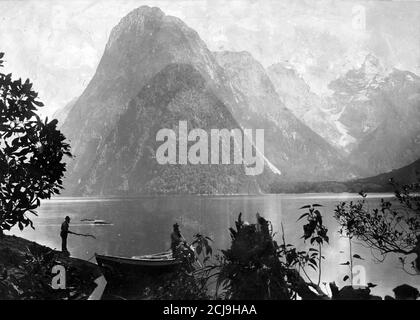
[71,231,96,239]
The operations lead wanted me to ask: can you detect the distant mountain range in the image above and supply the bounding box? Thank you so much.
[270,158,420,193]
[267,53,420,182]
[267,63,346,150]
[213,51,353,183]
[57,6,420,196]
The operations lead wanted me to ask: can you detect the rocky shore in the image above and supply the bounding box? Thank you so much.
[0,234,102,300]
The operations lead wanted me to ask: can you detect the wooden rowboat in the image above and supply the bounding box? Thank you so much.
[95,251,182,286]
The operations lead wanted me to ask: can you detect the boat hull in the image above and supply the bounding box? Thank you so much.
[95,253,181,288]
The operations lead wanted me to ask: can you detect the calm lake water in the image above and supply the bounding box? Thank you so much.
[8,193,420,297]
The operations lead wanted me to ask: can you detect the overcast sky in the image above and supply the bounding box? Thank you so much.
[1,0,419,116]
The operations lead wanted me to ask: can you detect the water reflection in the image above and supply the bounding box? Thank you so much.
[9,193,419,297]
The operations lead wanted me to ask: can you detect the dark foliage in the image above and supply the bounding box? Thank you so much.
[143,233,214,300]
[334,182,420,274]
[217,213,291,299]
[0,52,71,233]
[0,235,100,300]
[143,268,211,300]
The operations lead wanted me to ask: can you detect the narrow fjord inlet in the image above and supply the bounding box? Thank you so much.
[0,1,419,303]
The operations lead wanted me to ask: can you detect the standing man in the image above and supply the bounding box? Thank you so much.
[60,216,73,255]
[170,223,186,256]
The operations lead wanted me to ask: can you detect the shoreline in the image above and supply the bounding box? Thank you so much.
[0,234,102,300]
[44,191,395,203]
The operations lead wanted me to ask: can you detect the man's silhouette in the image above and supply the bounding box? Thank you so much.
[170,223,186,257]
[60,216,72,255]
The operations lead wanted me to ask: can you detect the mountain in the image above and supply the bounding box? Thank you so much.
[328,54,391,144]
[61,6,272,195]
[328,54,420,175]
[347,158,420,192]
[268,54,420,179]
[214,50,356,182]
[52,97,77,128]
[77,63,260,195]
[59,6,367,196]
[267,63,350,150]
[60,6,232,194]
[270,158,420,194]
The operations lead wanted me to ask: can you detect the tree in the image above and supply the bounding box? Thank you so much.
[216,211,330,300]
[141,211,385,300]
[0,52,71,234]
[334,181,420,275]
[216,213,291,299]
[296,204,329,286]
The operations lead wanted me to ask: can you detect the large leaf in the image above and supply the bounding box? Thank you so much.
[297,212,309,221]
[299,205,311,209]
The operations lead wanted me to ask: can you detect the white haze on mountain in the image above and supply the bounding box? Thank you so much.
[0,0,419,116]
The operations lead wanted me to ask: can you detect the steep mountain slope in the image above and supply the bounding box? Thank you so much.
[267,63,349,150]
[53,97,77,128]
[347,158,420,191]
[62,6,246,193]
[268,54,420,179]
[214,51,356,182]
[61,6,237,194]
[328,54,420,175]
[77,64,259,195]
[328,54,391,143]
[60,6,364,196]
